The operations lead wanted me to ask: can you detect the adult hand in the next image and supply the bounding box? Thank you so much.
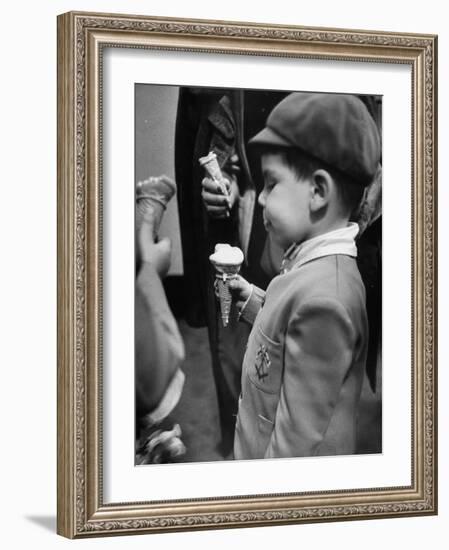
[201,175,239,219]
[138,209,172,277]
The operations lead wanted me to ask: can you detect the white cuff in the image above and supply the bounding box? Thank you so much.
[141,368,185,428]
[238,284,254,319]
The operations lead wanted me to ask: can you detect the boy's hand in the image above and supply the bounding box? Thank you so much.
[201,175,239,219]
[229,275,252,311]
[138,210,172,277]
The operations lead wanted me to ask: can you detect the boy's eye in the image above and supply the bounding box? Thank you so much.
[265,181,276,192]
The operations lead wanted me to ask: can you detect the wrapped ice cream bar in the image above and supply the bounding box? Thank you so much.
[199,151,229,198]
[209,244,244,327]
[136,175,176,235]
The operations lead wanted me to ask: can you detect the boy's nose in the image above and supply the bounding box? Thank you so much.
[258,190,266,207]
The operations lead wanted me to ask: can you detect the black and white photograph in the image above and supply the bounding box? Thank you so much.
[53,8,437,540]
[134,85,383,466]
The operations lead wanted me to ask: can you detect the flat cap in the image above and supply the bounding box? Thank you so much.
[249,92,381,187]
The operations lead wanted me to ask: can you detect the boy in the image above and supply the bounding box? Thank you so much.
[230,92,381,459]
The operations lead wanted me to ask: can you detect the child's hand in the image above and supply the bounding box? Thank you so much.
[138,210,172,277]
[201,175,239,219]
[229,275,252,311]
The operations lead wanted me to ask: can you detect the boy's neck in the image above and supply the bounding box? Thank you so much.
[289,218,351,251]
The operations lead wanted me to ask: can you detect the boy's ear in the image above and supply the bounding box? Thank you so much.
[310,169,333,212]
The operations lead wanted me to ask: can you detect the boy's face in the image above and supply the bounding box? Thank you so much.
[258,153,313,250]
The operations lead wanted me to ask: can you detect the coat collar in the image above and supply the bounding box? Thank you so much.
[280,222,359,274]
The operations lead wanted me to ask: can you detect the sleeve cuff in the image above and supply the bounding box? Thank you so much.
[238,285,265,325]
[140,368,185,429]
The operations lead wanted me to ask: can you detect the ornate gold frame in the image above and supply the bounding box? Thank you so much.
[57,11,438,538]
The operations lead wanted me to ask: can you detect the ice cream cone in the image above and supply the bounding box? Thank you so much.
[199,151,229,199]
[209,244,244,327]
[214,268,238,327]
[136,175,176,236]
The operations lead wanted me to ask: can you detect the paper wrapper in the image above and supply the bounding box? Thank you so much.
[136,175,176,235]
[211,262,242,327]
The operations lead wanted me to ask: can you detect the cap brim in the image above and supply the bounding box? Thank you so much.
[248,127,293,148]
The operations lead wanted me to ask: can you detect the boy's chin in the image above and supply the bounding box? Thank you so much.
[272,235,292,251]
[264,222,294,251]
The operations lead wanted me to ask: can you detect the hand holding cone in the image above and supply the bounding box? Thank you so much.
[199,151,232,214]
[136,175,176,236]
[209,244,244,327]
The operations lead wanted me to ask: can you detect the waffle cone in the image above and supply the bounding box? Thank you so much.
[199,152,229,198]
[136,175,176,234]
[199,152,222,181]
[216,274,235,327]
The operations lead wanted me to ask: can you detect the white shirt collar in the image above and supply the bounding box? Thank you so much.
[280,222,359,274]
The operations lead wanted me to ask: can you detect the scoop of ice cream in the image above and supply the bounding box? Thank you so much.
[209,244,244,266]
